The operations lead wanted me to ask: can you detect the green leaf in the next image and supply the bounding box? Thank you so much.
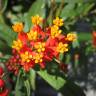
[15,71,22,96]
[12,5,23,12]
[15,91,24,96]
[78,32,92,42]
[37,70,85,96]
[37,70,66,90]
[60,2,94,21]
[0,39,12,54]
[59,53,64,61]
[72,39,80,48]
[0,40,6,51]
[0,0,8,13]
[65,54,71,64]
[82,3,94,16]
[15,70,26,96]
[28,0,45,17]
[56,0,83,3]
[24,0,46,32]
[0,15,16,46]
[0,55,11,62]
[76,3,94,16]
[60,3,76,20]
[0,24,16,46]
[24,80,31,96]
[29,69,36,91]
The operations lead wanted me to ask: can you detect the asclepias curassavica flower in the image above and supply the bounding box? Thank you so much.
[6,15,77,74]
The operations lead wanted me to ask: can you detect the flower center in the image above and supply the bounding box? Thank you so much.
[34,42,45,53]
[20,51,32,63]
[27,30,38,41]
[56,42,68,53]
[12,39,23,51]
[51,25,62,38]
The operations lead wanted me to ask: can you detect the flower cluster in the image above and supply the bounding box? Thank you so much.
[6,49,21,75]
[0,67,9,96]
[8,15,76,73]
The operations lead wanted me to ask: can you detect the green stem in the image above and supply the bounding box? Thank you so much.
[56,0,64,17]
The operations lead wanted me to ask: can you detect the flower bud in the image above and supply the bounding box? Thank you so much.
[60,63,68,73]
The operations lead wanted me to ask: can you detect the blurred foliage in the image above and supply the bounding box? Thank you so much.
[0,0,96,96]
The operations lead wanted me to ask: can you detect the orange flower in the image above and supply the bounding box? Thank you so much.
[12,22,23,33]
[34,42,45,52]
[51,25,62,38]
[53,17,63,26]
[20,51,33,63]
[56,42,68,53]
[12,39,23,51]
[66,33,77,41]
[27,30,38,41]
[33,53,43,63]
[31,15,42,25]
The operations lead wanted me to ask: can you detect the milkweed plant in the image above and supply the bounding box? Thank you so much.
[1,15,77,96]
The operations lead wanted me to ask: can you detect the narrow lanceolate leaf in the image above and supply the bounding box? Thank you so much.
[37,70,66,90]
[15,70,26,96]
[56,0,83,3]
[24,80,31,96]
[29,69,36,91]
[82,3,94,16]
[15,71,22,96]
[75,3,94,16]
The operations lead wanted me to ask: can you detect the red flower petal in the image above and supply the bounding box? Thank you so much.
[46,37,58,47]
[32,25,45,39]
[23,61,34,72]
[57,35,67,43]
[39,62,45,69]
[44,47,58,61]
[0,89,9,96]
[19,45,32,54]
[18,32,28,44]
